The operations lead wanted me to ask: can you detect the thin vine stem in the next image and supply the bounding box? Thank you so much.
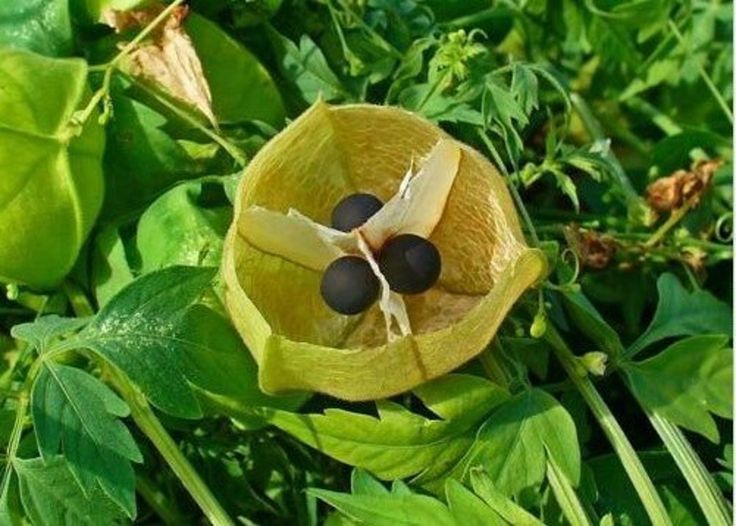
[0,392,28,504]
[644,196,698,247]
[543,325,673,526]
[477,129,540,245]
[668,21,733,125]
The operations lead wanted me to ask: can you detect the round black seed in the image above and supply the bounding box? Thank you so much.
[378,234,441,294]
[320,256,380,315]
[331,193,384,232]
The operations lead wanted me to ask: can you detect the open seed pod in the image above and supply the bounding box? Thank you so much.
[222,101,546,401]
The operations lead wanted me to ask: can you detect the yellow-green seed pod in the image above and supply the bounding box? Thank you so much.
[222,101,546,401]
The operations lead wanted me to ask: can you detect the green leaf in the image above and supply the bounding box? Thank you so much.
[267,375,508,483]
[31,364,142,517]
[11,316,88,353]
[469,468,544,525]
[445,479,506,525]
[77,266,217,418]
[176,304,306,417]
[185,13,285,126]
[351,469,390,496]
[14,457,127,526]
[0,473,24,526]
[651,129,730,174]
[453,389,580,495]
[91,225,136,308]
[400,84,484,125]
[73,0,146,23]
[510,64,539,116]
[627,274,732,357]
[484,79,529,131]
[309,486,456,526]
[268,27,348,103]
[102,88,201,219]
[0,0,73,56]
[0,48,104,288]
[623,335,732,442]
[560,290,624,356]
[137,181,231,274]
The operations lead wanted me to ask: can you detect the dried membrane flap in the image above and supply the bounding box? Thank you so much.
[239,207,349,272]
[112,4,217,128]
[222,101,546,400]
[359,139,461,250]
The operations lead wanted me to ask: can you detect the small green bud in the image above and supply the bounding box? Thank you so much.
[5,284,18,301]
[530,312,547,338]
[579,351,608,376]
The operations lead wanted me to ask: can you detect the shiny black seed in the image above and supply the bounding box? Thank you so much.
[320,256,380,315]
[378,234,441,294]
[331,193,383,232]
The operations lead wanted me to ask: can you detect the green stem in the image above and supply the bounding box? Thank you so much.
[477,129,541,245]
[646,411,731,526]
[543,326,672,526]
[624,97,683,136]
[62,280,96,318]
[110,370,234,526]
[546,460,593,526]
[0,393,28,502]
[644,196,698,247]
[416,69,451,112]
[442,6,516,30]
[668,21,733,125]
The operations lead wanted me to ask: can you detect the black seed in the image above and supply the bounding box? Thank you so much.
[321,256,380,315]
[331,193,383,232]
[378,234,441,294]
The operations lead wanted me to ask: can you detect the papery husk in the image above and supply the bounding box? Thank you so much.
[222,101,546,400]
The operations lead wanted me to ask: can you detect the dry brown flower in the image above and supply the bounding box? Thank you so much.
[646,159,722,213]
[104,4,217,128]
[564,225,617,270]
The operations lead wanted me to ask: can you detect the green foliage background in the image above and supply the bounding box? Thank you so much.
[0,0,732,525]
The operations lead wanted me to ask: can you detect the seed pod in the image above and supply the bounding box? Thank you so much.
[222,101,546,401]
[0,49,104,288]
